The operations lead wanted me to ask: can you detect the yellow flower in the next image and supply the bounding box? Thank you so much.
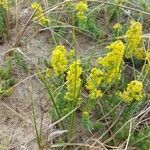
[50,45,68,76]
[65,60,82,101]
[86,68,103,99]
[68,49,75,58]
[76,11,87,21]
[82,111,89,119]
[89,89,102,100]
[0,0,8,9]
[75,1,88,12]
[133,48,145,60]
[31,2,50,26]
[106,39,125,53]
[113,23,122,30]
[97,40,125,83]
[74,0,88,22]
[119,80,144,102]
[39,16,50,26]
[125,21,144,59]
[31,2,43,14]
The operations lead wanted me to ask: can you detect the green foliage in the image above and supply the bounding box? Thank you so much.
[13,51,28,72]
[111,99,145,145]
[52,86,70,119]
[76,15,101,39]
[0,60,15,97]
[115,123,130,142]
[0,51,27,97]
[130,126,150,150]
[82,114,94,131]
[122,101,142,122]
[105,4,124,22]
[138,0,150,11]
[52,27,70,44]
[34,0,150,148]
[0,144,5,150]
[0,4,6,36]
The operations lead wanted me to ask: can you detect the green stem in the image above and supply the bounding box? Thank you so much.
[30,90,41,149]
[40,74,68,141]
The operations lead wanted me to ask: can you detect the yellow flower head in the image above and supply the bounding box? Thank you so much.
[74,1,88,22]
[133,48,145,60]
[76,11,87,21]
[75,1,88,12]
[82,111,89,119]
[86,68,103,99]
[39,16,50,25]
[31,2,43,15]
[113,23,122,30]
[106,40,125,53]
[65,60,82,101]
[98,40,125,84]
[50,45,68,76]
[68,49,75,58]
[0,0,8,9]
[31,2,50,26]
[125,21,144,59]
[119,80,144,102]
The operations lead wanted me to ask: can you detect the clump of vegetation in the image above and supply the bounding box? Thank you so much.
[0,0,150,149]
[29,1,150,149]
[31,2,50,26]
[0,60,15,97]
[0,0,8,42]
[0,51,28,97]
[38,25,149,146]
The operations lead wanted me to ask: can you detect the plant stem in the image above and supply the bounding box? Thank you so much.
[40,74,68,141]
[30,86,41,149]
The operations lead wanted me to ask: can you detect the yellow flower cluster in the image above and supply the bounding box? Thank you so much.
[65,61,82,101]
[31,2,50,26]
[119,80,144,102]
[82,111,89,118]
[97,40,125,83]
[50,45,68,76]
[113,23,122,31]
[125,21,145,59]
[75,0,88,21]
[86,68,103,99]
[0,0,8,9]
[75,1,88,12]
[68,49,75,58]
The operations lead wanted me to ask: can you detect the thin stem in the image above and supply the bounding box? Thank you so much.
[30,85,41,149]
[39,72,68,141]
